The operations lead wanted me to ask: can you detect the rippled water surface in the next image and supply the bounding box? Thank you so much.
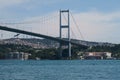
[0,60,120,80]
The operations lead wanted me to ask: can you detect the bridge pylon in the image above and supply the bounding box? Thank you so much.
[59,10,71,59]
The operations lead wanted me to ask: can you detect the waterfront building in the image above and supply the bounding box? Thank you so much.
[83,52,112,60]
[7,52,29,60]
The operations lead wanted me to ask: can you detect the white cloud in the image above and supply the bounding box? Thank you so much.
[73,11,120,43]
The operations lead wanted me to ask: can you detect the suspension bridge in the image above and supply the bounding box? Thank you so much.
[0,10,85,59]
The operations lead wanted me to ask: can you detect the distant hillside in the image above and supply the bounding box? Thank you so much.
[0,38,59,48]
[71,39,115,47]
[0,38,115,48]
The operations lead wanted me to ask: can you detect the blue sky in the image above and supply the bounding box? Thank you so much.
[1,0,120,18]
[0,0,120,43]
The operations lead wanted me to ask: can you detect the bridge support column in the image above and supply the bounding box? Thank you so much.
[59,10,71,59]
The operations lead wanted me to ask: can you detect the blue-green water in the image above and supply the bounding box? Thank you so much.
[0,60,120,80]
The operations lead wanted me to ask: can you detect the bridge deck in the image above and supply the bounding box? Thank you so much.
[0,25,82,46]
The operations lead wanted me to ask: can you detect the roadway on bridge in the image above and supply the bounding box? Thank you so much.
[0,25,82,46]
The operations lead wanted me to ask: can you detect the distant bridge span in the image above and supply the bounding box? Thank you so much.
[0,25,82,46]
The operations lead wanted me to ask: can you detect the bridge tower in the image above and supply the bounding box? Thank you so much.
[59,10,71,59]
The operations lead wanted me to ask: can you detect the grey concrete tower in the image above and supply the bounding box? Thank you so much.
[59,10,71,59]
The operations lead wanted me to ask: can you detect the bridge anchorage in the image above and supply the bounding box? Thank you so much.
[59,10,71,59]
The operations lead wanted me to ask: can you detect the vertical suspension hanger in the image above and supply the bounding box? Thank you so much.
[0,30,3,40]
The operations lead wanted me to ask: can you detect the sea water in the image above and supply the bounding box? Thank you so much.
[0,60,120,80]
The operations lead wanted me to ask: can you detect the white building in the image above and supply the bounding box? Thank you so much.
[83,52,112,59]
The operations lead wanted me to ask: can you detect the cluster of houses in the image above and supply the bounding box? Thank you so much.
[5,51,114,60]
[6,52,30,60]
[78,52,113,60]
